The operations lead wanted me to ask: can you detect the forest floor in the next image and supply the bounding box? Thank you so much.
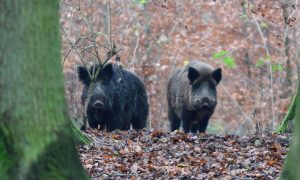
[78,129,290,179]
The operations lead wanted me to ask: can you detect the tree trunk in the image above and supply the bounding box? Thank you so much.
[276,92,297,133]
[281,78,300,179]
[0,1,87,179]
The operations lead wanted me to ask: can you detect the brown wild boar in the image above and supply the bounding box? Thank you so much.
[167,60,222,133]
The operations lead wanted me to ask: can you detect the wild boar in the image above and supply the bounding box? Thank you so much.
[78,63,149,131]
[167,60,222,133]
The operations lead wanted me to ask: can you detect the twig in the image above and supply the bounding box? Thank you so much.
[250,4,275,130]
[87,36,110,50]
[227,29,258,56]
[61,27,92,79]
[89,0,102,63]
[221,84,254,128]
[170,29,212,77]
[63,37,85,65]
[61,0,80,10]
[81,48,98,58]
[129,30,140,72]
[107,0,112,48]
[121,13,137,47]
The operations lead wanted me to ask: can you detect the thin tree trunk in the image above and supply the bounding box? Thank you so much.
[0,1,87,179]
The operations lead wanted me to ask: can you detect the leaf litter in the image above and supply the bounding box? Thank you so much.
[78,129,290,179]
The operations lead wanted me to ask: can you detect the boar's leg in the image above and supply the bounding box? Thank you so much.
[88,120,99,129]
[106,115,123,132]
[182,118,191,133]
[182,110,195,133]
[130,92,148,130]
[191,122,198,133]
[131,117,146,129]
[169,108,181,131]
[121,115,131,130]
[99,123,105,130]
[198,115,210,133]
[182,110,198,133]
[87,113,99,129]
[131,112,147,129]
[122,122,131,131]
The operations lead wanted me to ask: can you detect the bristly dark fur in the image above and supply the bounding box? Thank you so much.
[167,60,222,133]
[78,63,149,131]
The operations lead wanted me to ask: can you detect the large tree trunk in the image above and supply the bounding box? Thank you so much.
[276,92,297,133]
[281,78,300,179]
[0,1,87,179]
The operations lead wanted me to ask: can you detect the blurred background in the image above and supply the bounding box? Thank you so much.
[60,0,299,135]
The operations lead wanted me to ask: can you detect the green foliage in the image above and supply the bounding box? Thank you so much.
[242,1,255,9]
[213,50,228,59]
[223,57,236,68]
[271,63,284,72]
[260,22,268,29]
[133,0,148,5]
[212,50,236,68]
[265,55,271,61]
[255,59,264,68]
[255,55,284,72]
[240,14,248,21]
[255,55,270,67]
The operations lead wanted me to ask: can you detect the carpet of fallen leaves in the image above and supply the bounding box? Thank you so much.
[78,129,290,179]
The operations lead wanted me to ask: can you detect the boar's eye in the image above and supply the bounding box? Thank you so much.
[188,67,200,84]
[212,68,222,84]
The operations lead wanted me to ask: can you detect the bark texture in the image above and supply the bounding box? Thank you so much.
[0,1,87,179]
[281,78,300,179]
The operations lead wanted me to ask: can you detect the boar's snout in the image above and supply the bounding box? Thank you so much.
[89,95,111,110]
[92,100,104,109]
[194,97,215,111]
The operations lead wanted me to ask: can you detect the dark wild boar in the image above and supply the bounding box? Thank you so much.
[167,60,222,133]
[78,63,149,131]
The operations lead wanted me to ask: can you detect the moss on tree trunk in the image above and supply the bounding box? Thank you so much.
[276,93,297,133]
[0,1,87,179]
[281,78,300,179]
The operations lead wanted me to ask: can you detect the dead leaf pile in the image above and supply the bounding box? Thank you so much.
[78,129,290,179]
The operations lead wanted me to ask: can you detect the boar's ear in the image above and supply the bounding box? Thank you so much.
[77,66,90,85]
[188,67,200,84]
[101,63,113,78]
[212,68,222,84]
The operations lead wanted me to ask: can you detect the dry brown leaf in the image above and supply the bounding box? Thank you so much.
[118,164,128,173]
[111,134,121,140]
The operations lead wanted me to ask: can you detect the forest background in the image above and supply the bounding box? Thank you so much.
[60,0,299,135]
